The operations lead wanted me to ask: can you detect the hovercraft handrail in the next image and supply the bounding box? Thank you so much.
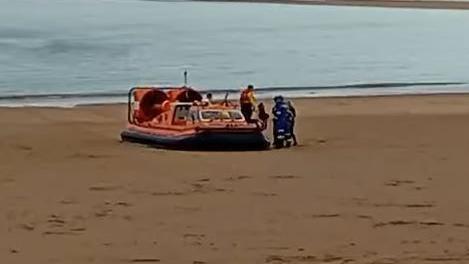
[127,86,203,124]
[127,87,157,124]
[127,87,136,124]
[128,86,164,124]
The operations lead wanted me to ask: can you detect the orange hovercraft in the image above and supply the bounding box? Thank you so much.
[120,85,270,150]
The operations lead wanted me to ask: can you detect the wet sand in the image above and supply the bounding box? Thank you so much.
[195,0,469,10]
[2,94,469,263]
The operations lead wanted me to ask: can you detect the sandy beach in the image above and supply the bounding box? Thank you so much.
[196,0,469,10]
[1,94,469,263]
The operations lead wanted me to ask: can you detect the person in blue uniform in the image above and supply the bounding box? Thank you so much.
[272,96,294,146]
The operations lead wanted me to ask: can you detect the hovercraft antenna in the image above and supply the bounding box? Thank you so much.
[183,70,188,87]
[222,92,229,106]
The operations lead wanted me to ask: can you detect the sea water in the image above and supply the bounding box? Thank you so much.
[1,0,469,106]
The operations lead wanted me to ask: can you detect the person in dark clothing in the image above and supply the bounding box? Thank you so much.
[202,93,214,105]
[271,96,294,147]
[287,101,298,146]
[257,102,269,130]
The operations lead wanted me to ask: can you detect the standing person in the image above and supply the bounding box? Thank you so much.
[287,101,298,146]
[271,96,293,148]
[239,84,256,122]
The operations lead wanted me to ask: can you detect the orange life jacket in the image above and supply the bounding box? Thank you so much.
[240,89,253,104]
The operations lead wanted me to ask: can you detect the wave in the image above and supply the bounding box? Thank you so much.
[206,81,467,93]
[0,81,466,102]
[0,81,467,107]
[0,91,128,101]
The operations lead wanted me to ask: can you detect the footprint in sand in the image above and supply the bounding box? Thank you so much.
[69,152,111,159]
[401,240,421,244]
[183,233,206,246]
[0,178,15,185]
[384,179,415,187]
[266,255,343,263]
[196,178,210,182]
[19,223,35,231]
[47,214,66,226]
[374,219,444,228]
[370,257,398,264]
[423,256,468,262]
[356,214,373,220]
[89,184,122,191]
[69,227,86,232]
[129,258,161,263]
[372,202,435,208]
[453,223,469,228]
[59,199,76,205]
[405,203,435,208]
[316,138,327,144]
[122,215,133,221]
[385,179,427,191]
[94,208,113,218]
[310,213,341,218]
[184,233,205,239]
[42,231,79,236]
[152,191,185,196]
[191,183,205,190]
[225,175,252,181]
[265,246,290,250]
[269,175,302,180]
[42,214,87,236]
[115,201,132,207]
[15,144,33,151]
[374,220,417,227]
[175,206,201,213]
[419,219,444,226]
[252,192,278,197]
[190,183,232,194]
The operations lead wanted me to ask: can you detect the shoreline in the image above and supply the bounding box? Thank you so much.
[193,0,469,10]
[1,91,469,109]
[1,81,467,107]
[2,93,469,116]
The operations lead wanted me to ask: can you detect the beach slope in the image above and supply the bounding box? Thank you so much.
[1,95,469,263]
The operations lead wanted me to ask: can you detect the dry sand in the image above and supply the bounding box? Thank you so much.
[1,95,469,263]
[196,0,469,10]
